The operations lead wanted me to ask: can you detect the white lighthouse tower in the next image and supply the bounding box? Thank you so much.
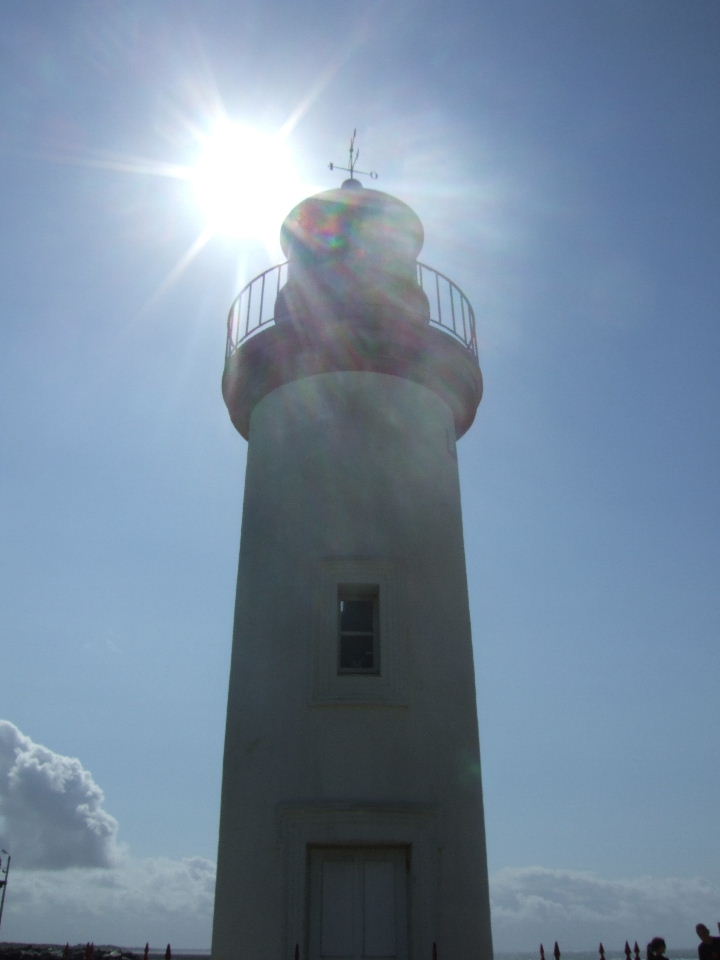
[212,164,493,960]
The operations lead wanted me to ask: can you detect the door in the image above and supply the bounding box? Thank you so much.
[308,847,409,960]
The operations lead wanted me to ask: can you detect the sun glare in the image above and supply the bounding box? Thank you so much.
[189,120,304,246]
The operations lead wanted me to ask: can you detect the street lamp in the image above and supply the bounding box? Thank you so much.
[0,849,11,931]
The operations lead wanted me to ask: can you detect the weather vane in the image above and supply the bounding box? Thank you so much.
[329,129,378,182]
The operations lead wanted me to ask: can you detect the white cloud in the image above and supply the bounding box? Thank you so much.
[0,720,120,869]
[0,721,215,947]
[490,866,719,952]
[3,857,215,948]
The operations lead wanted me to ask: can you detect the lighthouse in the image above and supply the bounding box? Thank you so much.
[212,169,493,960]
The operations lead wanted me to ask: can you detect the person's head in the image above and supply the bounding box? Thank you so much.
[647,937,666,959]
[697,925,711,943]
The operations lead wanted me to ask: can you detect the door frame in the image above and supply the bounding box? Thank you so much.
[277,800,440,960]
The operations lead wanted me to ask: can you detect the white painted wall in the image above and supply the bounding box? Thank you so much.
[212,370,492,960]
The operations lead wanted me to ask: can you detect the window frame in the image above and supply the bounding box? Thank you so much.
[311,558,406,706]
[337,584,380,675]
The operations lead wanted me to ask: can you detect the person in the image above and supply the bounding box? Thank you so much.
[647,939,668,960]
[696,923,720,960]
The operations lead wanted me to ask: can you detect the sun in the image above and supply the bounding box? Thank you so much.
[53,112,311,305]
[188,119,305,247]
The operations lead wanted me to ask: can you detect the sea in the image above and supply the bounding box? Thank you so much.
[494,953,697,960]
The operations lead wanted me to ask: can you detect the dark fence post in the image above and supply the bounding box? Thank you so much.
[634,943,641,960]
[599,943,606,960]
[540,944,546,960]
[554,942,561,960]
[432,942,438,960]
[625,941,632,960]
[294,944,299,960]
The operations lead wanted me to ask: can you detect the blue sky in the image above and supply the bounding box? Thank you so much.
[1,0,719,950]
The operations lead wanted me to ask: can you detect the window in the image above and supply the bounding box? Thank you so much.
[338,585,379,674]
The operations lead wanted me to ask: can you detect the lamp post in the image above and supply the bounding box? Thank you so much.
[0,849,11,930]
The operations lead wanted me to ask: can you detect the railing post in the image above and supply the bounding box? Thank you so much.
[599,943,606,960]
[540,944,546,960]
[554,941,561,960]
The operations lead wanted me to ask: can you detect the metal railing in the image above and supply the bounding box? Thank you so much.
[225,260,478,360]
[226,261,288,357]
[416,261,478,358]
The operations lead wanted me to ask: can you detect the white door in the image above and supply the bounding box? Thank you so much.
[308,847,409,960]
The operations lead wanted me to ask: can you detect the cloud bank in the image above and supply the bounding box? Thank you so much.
[4,856,215,948]
[0,720,120,868]
[491,866,719,951]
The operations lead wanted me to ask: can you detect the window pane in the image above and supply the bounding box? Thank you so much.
[339,634,375,671]
[340,598,374,632]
